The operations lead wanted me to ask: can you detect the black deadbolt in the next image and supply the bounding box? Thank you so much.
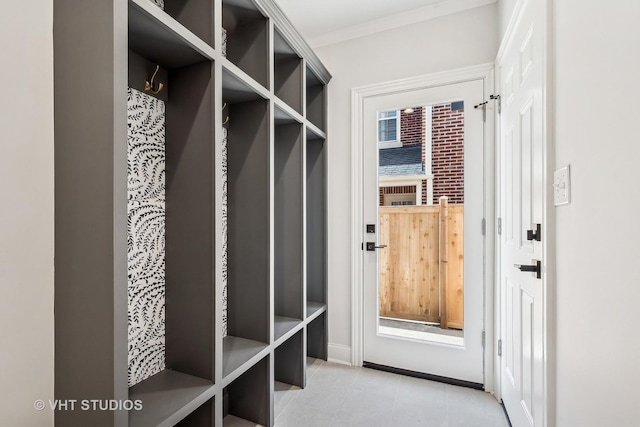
[526,224,541,242]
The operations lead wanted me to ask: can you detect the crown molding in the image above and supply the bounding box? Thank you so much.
[255,0,332,84]
[309,0,497,49]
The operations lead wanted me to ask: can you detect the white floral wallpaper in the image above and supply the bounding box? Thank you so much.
[127,87,166,386]
[222,126,228,337]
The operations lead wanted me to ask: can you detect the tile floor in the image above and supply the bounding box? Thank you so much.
[226,358,510,427]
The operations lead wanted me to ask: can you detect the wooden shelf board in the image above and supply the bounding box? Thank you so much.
[223,336,270,383]
[128,369,215,427]
[222,64,269,103]
[129,0,214,69]
[274,316,304,343]
[305,123,326,141]
[224,0,264,14]
[274,103,302,125]
[306,301,327,322]
[224,414,266,427]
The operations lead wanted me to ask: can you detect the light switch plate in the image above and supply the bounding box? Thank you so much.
[554,165,571,206]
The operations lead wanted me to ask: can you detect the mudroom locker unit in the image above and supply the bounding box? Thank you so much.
[53,0,330,425]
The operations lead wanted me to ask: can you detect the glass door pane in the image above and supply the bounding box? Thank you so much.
[377,102,465,346]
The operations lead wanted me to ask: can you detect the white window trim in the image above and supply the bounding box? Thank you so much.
[424,105,433,174]
[377,110,401,149]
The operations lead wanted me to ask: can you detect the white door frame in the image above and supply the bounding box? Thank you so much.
[350,63,496,391]
[495,0,554,423]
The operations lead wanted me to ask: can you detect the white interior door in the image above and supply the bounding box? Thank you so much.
[362,79,486,384]
[498,0,546,424]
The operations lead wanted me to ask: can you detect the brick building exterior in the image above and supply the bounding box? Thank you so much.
[379,103,464,205]
[431,103,464,204]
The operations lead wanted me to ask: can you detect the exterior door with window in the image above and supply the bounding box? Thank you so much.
[362,78,487,383]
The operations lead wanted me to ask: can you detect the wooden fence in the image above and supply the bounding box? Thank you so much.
[378,197,464,329]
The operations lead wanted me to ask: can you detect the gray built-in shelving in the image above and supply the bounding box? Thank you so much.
[53,0,330,425]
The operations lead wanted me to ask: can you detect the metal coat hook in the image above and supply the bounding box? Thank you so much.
[222,102,229,125]
[144,65,164,95]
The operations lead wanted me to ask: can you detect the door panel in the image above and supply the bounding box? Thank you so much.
[363,79,486,384]
[499,0,546,425]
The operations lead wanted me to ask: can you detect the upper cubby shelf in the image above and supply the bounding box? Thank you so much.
[129,0,214,69]
[274,104,301,126]
[222,68,268,103]
[305,123,326,141]
[223,0,269,89]
[274,30,303,114]
[306,67,325,131]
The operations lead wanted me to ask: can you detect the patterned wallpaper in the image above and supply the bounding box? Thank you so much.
[127,87,166,386]
[152,0,164,9]
[222,126,228,337]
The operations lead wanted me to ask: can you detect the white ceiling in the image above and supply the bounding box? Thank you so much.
[274,0,496,48]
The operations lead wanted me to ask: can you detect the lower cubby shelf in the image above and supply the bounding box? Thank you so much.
[274,315,303,343]
[224,414,266,427]
[275,330,305,389]
[307,312,328,361]
[128,369,215,427]
[223,336,270,381]
[307,301,327,321]
[223,354,271,426]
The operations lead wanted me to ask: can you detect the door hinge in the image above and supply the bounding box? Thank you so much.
[482,331,486,348]
[498,339,502,357]
[482,218,486,236]
[497,218,502,235]
[491,94,502,114]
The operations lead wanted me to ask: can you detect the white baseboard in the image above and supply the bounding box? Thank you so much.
[327,343,352,366]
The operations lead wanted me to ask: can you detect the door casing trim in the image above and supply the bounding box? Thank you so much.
[350,63,496,391]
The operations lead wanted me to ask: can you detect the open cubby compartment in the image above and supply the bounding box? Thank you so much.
[307,313,328,361]
[127,48,216,425]
[274,113,304,342]
[129,0,215,67]
[275,330,305,390]
[162,0,215,47]
[223,74,271,380]
[224,355,272,426]
[274,30,303,114]
[305,130,327,319]
[222,0,269,89]
[175,395,216,426]
[305,67,325,131]
[130,372,216,426]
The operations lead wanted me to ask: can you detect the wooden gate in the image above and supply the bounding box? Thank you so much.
[378,198,464,328]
